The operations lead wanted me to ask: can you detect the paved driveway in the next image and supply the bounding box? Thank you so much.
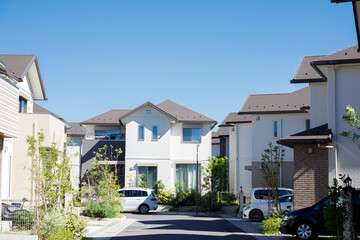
[111,212,257,240]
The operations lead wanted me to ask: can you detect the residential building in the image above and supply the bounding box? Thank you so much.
[278,45,360,209]
[211,126,229,158]
[221,88,310,197]
[80,100,217,190]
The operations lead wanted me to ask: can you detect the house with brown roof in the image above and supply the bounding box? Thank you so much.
[78,100,217,189]
[278,45,360,209]
[211,126,229,158]
[220,88,310,197]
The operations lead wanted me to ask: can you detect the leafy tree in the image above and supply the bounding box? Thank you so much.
[260,142,285,212]
[340,104,360,149]
[202,157,228,210]
[139,174,147,188]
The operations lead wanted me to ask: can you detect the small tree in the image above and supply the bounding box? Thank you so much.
[202,156,228,210]
[26,131,76,235]
[340,104,360,149]
[260,142,285,212]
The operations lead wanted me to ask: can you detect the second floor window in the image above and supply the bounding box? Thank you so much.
[138,125,144,141]
[19,97,27,113]
[152,126,158,140]
[95,130,121,140]
[183,128,201,142]
[274,121,278,138]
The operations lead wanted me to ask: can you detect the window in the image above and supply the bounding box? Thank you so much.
[19,97,27,113]
[138,125,144,141]
[182,128,201,142]
[138,166,157,188]
[152,126,158,140]
[176,164,201,189]
[273,121,278,138]
[306,119,310,130]
[95,130,121,140]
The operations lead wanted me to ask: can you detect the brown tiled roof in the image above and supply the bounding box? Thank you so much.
[33,103,70,127]
[212,127,229,138]
[239,87,310,115]
[81,109,131,125]
[277,124,332,148]
[156,100,217,124]
[311,45,360,81]
[67,122,85,136]
[291,56,325,83]
[0,54,47,100]
[219,112,252,127]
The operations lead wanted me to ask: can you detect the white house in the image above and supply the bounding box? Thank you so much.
[222,87,310,198]
[278,45,360,209]
[79,100,216,190]
[120,100,217,189]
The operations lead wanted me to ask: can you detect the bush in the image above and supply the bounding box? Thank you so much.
[153,180,165,195]
[262,217,282,232]
[157,189,175,205]
[14,211,34,230]
[65,213,87,239]
[47,229,74,240]
[201,192,221,212]
[173,181,186,207]
[41,212,66,239]
[183,188,196,206]
[221,192,237,203]
[86,199,118,218]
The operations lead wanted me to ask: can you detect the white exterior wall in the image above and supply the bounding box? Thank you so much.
[251,113,310,163]
[2,138,14,201]
[327,65,360,188]
[310,82,328,128]
[67,137,83,191]
[123,106,212,189]
[17,75,34,113]
[237,123,252,197]
[229,126,237,193]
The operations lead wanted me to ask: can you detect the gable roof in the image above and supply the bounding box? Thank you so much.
[219,112,252,127]
[33,103,70,127]
[277,124,332,148]
[310,45,360,81]
[212,127,229,138]
[0,54,47,100]
[81,109,131,125]
[239,87,310,115]
[291,56,325,83]
[120,100,217,126]
[67,122,85,136]
[156,100,216,124]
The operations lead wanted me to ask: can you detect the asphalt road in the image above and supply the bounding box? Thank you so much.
[111,212,257,240]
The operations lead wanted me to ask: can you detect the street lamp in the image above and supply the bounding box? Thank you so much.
[331,0,360,51]
[344,174,353,188]
[196,144,199,216]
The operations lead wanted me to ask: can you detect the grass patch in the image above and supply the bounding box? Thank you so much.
[258,228,280,235]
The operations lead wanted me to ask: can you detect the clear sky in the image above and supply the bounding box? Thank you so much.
[0,0,357,128]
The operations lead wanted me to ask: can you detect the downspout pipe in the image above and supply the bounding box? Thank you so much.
[332,65,339,180]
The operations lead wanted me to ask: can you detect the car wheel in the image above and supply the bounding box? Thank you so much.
[139,204,149,214]
[249,209,263,222]
[295,222,316,239]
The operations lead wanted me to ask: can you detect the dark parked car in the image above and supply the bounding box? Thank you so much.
[280,190,360,239]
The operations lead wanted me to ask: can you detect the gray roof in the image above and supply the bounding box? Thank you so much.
[239,87,310,115]
[67,122,85,136]
[0,54,47,100]
[212,127,229,138]
[219,112,252,127]
[81,109,131,125]
[291,56,325,83]
[33,103,70,127]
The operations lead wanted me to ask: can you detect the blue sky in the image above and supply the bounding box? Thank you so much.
[0,0,356,127]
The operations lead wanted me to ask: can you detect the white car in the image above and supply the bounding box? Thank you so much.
[118,187,158,214]
[243,194,293,222]
[249,187,293,205]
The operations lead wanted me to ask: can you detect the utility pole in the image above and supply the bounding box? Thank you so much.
[196,144,199,216]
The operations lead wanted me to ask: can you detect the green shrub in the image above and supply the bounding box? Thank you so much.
[14,211,34,230]
[201,192,221,212]
[262,217,282,232]
[173,181,186,207]
[157,189,175,205]
[267,208,284,219]
[86,199,118,218]
[153,180,165,195]
[41,212,66,239]
[221,192,237,203]
[65,213,87,239]
[47,229,74,240]
[183,188,196,206]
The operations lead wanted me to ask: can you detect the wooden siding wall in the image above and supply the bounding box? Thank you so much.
[0,78,19,138]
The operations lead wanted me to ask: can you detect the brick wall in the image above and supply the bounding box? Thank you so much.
[293,144,328,210]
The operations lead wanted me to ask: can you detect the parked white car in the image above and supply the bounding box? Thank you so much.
[118,187,158,214]
[243,194,293,222]
[249,187,293,205]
